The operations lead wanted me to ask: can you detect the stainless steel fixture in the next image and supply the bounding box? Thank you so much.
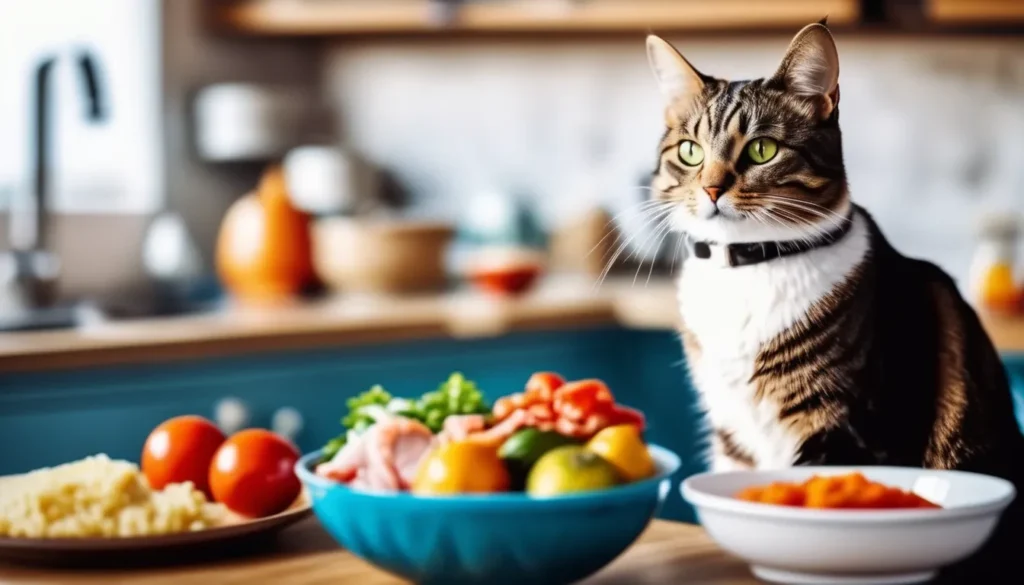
[0,48,108,331]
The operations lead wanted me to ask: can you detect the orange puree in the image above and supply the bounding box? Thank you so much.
[735,472,941,509]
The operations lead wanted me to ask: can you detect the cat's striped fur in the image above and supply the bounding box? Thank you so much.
[647,22,1024,578]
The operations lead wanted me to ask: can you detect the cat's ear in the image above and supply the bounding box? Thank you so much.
[772,23,840,119]
[646,35,705,115]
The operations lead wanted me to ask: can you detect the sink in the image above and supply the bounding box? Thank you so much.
[0,302,106,332]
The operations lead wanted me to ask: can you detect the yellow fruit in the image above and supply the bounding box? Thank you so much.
[412,441,510,495]
[526,445,621,497]
[586,424,655,482]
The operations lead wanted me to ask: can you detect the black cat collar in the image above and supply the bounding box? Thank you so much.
[685,210,856,268]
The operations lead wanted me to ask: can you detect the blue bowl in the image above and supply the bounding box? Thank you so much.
[296,444,681,585]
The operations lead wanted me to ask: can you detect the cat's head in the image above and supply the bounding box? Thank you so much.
[647,22,848,244]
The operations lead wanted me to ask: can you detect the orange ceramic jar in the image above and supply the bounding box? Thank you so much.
[216,165,314,303]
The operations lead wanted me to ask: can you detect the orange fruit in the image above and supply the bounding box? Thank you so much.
[209,429,301,518]
[412,441,511,495]
[979,264,1022,313]
[141,415,226,498]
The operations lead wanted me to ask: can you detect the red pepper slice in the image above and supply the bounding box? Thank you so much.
[606,404,646,431]
[553,379,614,422]
[524,372,565,404]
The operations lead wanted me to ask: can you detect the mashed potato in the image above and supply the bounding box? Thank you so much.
[0,454,225,538]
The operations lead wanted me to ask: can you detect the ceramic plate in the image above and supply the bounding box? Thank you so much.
[0,491,312,567]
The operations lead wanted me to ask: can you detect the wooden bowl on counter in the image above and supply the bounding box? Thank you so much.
[312,217,455,294]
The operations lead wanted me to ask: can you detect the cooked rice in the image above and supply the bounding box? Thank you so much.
[0,454,224,538]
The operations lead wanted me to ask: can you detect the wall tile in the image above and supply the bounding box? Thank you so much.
[324,36,1024,287]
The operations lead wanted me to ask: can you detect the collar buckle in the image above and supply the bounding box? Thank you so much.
[685,209,856,269]
[687,236,734,268]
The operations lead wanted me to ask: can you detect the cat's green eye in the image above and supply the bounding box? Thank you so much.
[747,138,778,164]
[678,140,705,166]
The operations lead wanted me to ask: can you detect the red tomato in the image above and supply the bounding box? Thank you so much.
[524,372,564,403]
[142,415,225,498]
[209,429,301,518]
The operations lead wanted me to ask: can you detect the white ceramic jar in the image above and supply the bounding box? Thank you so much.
[193,83,306,162]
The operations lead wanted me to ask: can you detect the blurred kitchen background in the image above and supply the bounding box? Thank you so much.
[3,0,1024,317]
[5,0,1024,519]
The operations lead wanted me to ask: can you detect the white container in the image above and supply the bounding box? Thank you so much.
[682,466,1015,584]
[967,212,1020,310]
[193,83,306,162]
[283,145,379,215]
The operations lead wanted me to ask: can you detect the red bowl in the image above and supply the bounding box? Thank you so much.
[469,264,542,296]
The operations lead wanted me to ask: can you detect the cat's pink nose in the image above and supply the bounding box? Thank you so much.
[703,186,721,203]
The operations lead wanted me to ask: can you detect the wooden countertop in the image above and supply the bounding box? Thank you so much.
[0,518,755,584]
[1,275,1022,374]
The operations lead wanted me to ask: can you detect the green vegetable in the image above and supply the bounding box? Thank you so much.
[321,385,392,461]
[342,384,392,430]
[415,372,490,433]
[320,373,492,462]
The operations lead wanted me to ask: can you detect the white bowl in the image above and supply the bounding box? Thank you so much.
[682,466,1015,585]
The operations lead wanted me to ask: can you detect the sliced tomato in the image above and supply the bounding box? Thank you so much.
[553,379,614,422]
[524,372,565,403]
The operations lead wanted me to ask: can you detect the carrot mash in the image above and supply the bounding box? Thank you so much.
[736,472,941,509]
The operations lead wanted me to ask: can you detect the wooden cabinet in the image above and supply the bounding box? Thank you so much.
[213,0,860,37]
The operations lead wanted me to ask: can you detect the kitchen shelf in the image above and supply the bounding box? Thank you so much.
[213,0,860,37]
[926,0,1024,24]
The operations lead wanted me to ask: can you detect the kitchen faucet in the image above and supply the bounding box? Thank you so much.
[0,48,108,331]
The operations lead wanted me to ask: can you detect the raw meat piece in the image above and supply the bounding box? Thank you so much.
[316,415,436,491]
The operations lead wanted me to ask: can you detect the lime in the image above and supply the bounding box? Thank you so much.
[499,428,579,490]
[526,445,622,497]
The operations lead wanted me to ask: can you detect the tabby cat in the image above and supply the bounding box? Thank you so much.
[645,21,1024,578]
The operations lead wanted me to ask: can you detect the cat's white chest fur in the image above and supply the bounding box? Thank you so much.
[678,214,871,471]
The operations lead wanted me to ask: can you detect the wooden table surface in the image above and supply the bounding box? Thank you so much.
[0,519,756,584]
[3,274,1022,374]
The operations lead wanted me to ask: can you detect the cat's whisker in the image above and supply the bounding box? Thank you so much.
[584,200,672,261]
[756,198,844,237]
[758,196,848,229]
[640,213,676,287]
[761,207,820,245]
[628,208,676,286]
[670,224,686,277]
[622,206,674,264]
[758,210,816,246]
[593,205,674,291]
[769,200,846,227]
